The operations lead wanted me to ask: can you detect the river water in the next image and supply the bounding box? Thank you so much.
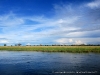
[0,51,100,75]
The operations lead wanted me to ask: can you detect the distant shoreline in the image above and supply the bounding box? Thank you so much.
[0,46,100,53]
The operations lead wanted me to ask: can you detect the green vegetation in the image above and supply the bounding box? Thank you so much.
[0,46,100,53]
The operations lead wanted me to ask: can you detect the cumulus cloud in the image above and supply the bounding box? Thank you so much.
[55,38,68,44]
[74,40,84,45]
[55,38,86,45]
[69,39,73,43]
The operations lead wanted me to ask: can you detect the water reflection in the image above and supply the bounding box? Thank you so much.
[0,51,100,75]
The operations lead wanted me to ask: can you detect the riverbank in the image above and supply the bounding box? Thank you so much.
[0,46,100,53]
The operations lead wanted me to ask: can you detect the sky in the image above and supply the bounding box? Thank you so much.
[0,0,100,46]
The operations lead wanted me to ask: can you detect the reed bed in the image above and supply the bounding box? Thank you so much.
[0,46,100,53]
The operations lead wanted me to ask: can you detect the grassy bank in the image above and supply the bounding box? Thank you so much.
[0,46,100,53]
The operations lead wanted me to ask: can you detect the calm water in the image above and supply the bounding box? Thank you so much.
[0,51,100,75]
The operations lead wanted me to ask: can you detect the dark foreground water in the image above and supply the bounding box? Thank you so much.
[0,51,100,75]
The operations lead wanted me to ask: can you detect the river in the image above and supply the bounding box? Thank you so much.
[0,51,100,75]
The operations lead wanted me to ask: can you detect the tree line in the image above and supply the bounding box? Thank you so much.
[3,43,100,46]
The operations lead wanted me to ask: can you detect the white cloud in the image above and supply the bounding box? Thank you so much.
[26,43,31,45]
[55,38,84,45]
[55,38,68,44]
[87,0,100,8]
[0,40,9,43]
[69,39,73,43]
[55,37,100,45]
[56,16,80,25]
[0,13,24,26]
[74,40,84,45]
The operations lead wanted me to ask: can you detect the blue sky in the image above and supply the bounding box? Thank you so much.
[0,0,100,46]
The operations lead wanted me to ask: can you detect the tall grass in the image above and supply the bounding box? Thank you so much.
[0,46,100,53]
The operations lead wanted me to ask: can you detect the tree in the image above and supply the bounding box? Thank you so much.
[15,44,17,46]
[4,44,6,46]
[18,43,21,46]
[40,44,42,46]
